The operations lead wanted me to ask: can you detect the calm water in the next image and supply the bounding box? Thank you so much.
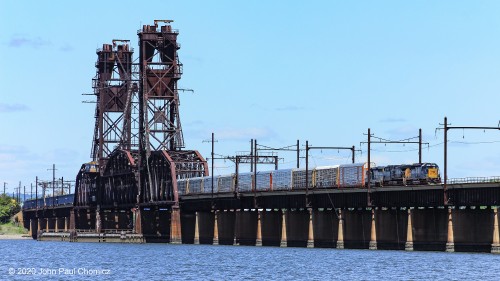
[1,240,499,280]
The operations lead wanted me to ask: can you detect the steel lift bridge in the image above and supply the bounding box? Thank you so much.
[74,20,207,237]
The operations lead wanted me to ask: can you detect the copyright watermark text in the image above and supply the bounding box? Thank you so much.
[8,267,111,276]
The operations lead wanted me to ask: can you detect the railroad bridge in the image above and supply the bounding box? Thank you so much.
[23,179,500,252]
[22,20,500,253]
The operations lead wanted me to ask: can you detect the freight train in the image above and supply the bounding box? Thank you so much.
[22,194,74,210]
[177,162,441,195]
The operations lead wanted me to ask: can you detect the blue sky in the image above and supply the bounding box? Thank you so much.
[1,1,500,194]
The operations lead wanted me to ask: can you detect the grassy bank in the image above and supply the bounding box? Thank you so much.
[0,221,28,235]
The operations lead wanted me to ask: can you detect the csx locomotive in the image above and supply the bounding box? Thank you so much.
[369,162,441,187]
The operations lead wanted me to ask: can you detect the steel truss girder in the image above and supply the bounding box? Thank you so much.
[101,150,138,206]
[142,150,208,205]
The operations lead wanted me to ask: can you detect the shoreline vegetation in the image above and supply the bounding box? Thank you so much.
[0,220,30,240]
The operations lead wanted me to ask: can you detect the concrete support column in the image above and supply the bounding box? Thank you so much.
[213,211,219,245]
[46,218,50,232]
[28,219,33,236]
[337,210,344,249]
[170,207,182,244]
[492,207,500,254]
[256,211,262,246]
[37,218,42,233]
[134,209,142,234]
[280,210,287,247]
[55,218,59,232]
[64,217,68,232]
[446,208,455,252]
[405,208,414,251]
[194,212,200,245]
[369,209,377,250]
[307,209,314,248]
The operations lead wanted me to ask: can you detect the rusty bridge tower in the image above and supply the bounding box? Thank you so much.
[74,21,207,237]
[137,20,207,207]
[91,40,137,170]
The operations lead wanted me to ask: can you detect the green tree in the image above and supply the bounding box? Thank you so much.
[0,194,21,223]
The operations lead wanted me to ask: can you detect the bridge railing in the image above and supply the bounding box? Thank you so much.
[448,176,500,184]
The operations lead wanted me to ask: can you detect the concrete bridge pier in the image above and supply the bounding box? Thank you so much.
[261,209,281,247]
[213,211,219,245]
[369,209,377,250]
[37,218,45,236]
[170,207,181,244]
[194,212,200,244]
[256,211,262,246]
[280,210,287,247]
[286,209,309,247]
[445,208,455,252]
[307,209,314,248]
[405,209,414,251]
[492,208,500,254]
[64,217,69,232]
[343,209,371,249]
[337,210,344,249]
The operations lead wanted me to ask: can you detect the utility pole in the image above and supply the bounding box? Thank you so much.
[48,164,57,198]
[297,140,300,168]
[437,116,500,205]
[203,133,218,201]
[36,176,38,209]
[3,182,6,195]
[250,139,254,172]
[305,140,309,207]
[367,128,371,206]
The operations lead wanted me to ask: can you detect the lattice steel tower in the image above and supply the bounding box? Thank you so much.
[91,40,137,170]
[138,20,184,157]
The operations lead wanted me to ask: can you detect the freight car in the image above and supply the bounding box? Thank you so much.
[177,163,372,195]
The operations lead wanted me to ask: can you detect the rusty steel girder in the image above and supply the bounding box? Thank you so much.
[142,150,208,204]
[100,149,139,207]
